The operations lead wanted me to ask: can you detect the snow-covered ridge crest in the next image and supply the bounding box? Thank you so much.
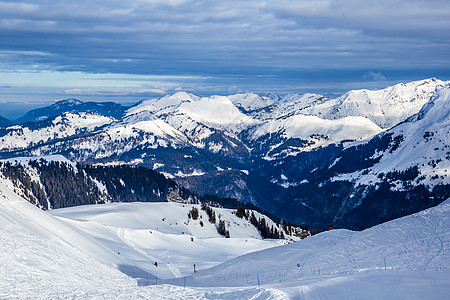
[125,91,201,116]
[302,77,450,129]
[0,154,76,168]
[126,92,258,135]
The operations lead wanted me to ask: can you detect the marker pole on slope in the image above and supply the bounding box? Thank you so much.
[257,272,260,291]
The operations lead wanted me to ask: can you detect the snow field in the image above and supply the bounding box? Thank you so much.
[1,173,449,299]
[50,202,288,280]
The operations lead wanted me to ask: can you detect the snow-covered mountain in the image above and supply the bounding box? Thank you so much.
[3,79,446,162]
[247,114,382,158]
[332,88,450,187]
[0,78,448,230]
[14,98,127,124]
[1,174,449,298]
[301,77,450,128]
[0,112,114,152]
[272,87,450,229]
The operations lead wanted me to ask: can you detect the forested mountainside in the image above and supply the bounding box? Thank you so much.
[0,156,308,239]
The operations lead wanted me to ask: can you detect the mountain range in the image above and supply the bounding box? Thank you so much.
[0,78,449,230]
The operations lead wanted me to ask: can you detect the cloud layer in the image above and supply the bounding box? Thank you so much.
[0,0,449,114]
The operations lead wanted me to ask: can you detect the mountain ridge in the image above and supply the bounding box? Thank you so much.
[0,78,448,229]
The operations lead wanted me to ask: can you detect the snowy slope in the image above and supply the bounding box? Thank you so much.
[0,112,114,151]
[126,92,258,139]
[0,180,142,298]
[50,202,292,280]
[1,175,449,299]
[332,88,450,188]
[0,178,255,299]
[173,199,450,298]
[250,114,382,157]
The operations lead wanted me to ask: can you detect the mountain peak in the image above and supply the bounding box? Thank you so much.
[55,98,83,106]
[228,93,276,111]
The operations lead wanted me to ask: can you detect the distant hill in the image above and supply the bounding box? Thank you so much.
[14,99,128,124]
[0,115,12,127]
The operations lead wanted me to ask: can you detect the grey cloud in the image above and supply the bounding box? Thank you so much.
[364,71,387,81]
[0,0,448,103]
[266,0,450,40]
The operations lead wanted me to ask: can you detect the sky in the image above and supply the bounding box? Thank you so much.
[1,0,450,119]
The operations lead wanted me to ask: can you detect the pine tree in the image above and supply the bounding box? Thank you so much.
[191,207,199,220]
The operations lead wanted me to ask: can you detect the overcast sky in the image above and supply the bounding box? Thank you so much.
[1,0,450,118]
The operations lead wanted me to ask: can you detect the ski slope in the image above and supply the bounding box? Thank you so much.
[1,176,449,299]
[50,202,288,280]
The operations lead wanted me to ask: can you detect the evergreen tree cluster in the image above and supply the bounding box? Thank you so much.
[384,166,419,181]
[201,202,216,224]
[249,211,283,239]
[217,220,230,238]
[0,161,48,209]
[32,160,105,209]
[0,159,178,209]
[189,207,199,220]
[83,164,176,203]
[236,206,246,219]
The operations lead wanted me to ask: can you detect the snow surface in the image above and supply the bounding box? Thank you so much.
[227,93,277,111]
[250,114,382,153]
[49,202,289,280]
[1,176,449,299]
[332,88,450,188]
